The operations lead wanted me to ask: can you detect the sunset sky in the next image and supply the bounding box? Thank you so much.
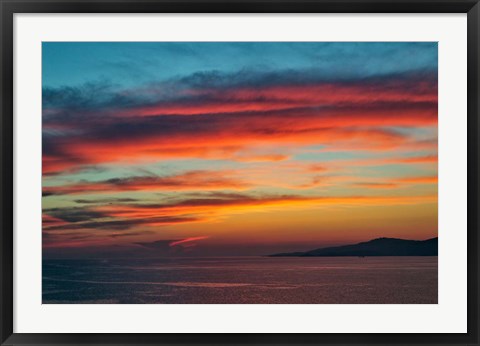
[42,42,438,257]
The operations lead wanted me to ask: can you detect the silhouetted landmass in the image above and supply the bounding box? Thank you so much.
[270,237,438,257]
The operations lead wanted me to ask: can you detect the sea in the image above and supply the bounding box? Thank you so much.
[42,256,438,304]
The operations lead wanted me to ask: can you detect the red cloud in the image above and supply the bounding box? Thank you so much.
[42,74,437,175]
[119,80,437,117]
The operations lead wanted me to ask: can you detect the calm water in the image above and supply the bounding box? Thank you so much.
[43,256,437,304]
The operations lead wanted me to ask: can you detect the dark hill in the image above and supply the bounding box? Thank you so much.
[270,237,438,257]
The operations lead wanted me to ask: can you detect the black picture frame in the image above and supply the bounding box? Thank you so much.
[1,0,479,345]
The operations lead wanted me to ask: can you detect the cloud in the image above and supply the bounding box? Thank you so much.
[396,176,438,184]
[74,198,139,204]
[169,236,209,247]
[42,69,437,174]
[233,154,290,163]
[307,164,328,173]
[133,236,209,255]
[352,176,438,189]
[44,207,108,223]
[397,155,437,164]
[353,182,399,189]
[43,202,206,232]
[43,69,437,113]
[135,239,175,250]
[43,81,140,112]
[298,176,326,189]
[309,155,438,169]
[44,214,203,232]
[43,170,250,196]
[97,192,438,223]
[42,190,437,247]
[43,231,97,247]
[109,230,154,238]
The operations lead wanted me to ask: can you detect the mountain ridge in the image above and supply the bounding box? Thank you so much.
[269,237,438,257]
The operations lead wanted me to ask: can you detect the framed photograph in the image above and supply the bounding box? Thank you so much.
[1,0,479,345]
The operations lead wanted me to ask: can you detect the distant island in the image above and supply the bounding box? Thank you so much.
[270,237,438,257]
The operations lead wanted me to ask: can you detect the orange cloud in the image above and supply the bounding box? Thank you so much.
[396,176,438,184]
[353,182,399,189]
[310,155,438,169]
[397,155,438,164]
[42,191,437,248]
[97,194,438,223]
[352,176,438,189]
[233,154,290,163]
